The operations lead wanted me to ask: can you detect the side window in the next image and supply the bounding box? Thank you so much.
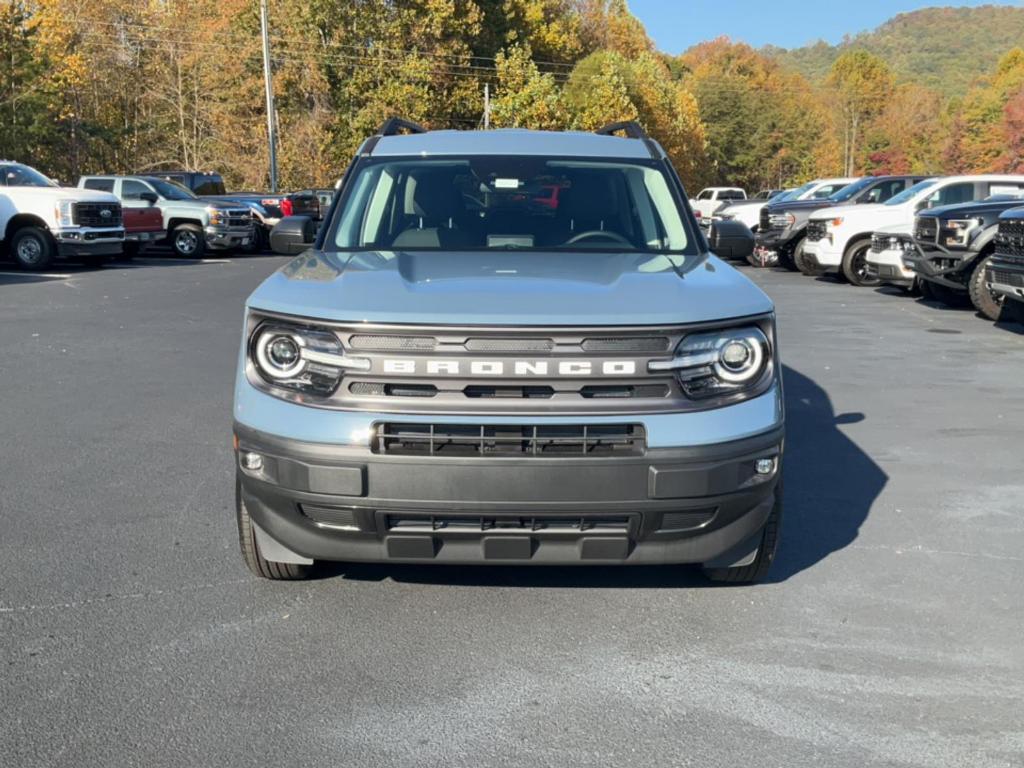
[83,178,115,193]
[813,184,843,199]
[696,189,713,201]
[865,180,904,204]
[720,190,743,201]
[987,183,1024,198]
[930,183,975,207]
[122,179,152,200]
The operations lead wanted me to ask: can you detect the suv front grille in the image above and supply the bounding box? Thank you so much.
[995,218,1024,261]
[915,218,938,243]
[806,220,827,242]
[759,207,771,231]
[386,514,631,533]
[73,202,122,227]
[988,267,1024,287]
[374,423,646,457]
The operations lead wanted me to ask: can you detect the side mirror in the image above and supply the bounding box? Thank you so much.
[270,215,317,255]
[708,219,755,260]
[140,192,159,205]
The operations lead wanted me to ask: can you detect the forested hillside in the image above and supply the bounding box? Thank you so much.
[768,6,1024,97]
[1,1,1023,193]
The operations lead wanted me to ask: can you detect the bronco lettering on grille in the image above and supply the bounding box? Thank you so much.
[380,359,639,376]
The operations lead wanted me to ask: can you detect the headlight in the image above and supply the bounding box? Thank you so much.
[945,218,981,247]
[55,200,76,227]
[650,326,772,400]
[250,321,369,396]
[207,207,225,226]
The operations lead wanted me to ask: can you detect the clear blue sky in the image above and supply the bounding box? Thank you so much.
[629,0,1024,53]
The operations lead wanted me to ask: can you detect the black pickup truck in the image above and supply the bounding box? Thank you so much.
[905,196,1024,320]
[755,176,925,271]
[986,207,1024,320]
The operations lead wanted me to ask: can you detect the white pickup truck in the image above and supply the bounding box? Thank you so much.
[0,161,124,270]
[689,187,746,224]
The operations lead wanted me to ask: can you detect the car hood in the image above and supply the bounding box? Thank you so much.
[918,199,1024,220]
[14,186,119,204]
[247,249,774,326]
[718,199,766,214]
[766,198,835,214]
[873,222,910,235]
[810,203,889,222]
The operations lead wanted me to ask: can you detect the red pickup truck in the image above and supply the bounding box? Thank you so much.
[122,204,164,257]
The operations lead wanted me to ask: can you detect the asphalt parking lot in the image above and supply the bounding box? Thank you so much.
[2,254,1022,767]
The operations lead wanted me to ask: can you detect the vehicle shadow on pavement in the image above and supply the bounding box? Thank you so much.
[0,271,71,285]
[319,365,886,588]
[768,364,887,582]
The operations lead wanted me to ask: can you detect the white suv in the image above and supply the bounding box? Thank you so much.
[801,176,1024,285]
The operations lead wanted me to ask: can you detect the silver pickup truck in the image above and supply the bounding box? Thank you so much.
[79,175,252,258]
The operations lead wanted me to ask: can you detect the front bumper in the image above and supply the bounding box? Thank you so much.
[233,379,785,566]
[866,247,915,286]
[903,246,973,290]
[205,225,253,250]
[755,228,796,252]
[800,236,842,270]
[986,256,1024,303]
[53,227,124,258]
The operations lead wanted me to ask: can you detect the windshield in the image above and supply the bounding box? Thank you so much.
[145,177,198,200]
[0,163,57,187]
[828,177,874,203]
[885,179,937,206]
[782,182,817,201]
[330,157,697,254]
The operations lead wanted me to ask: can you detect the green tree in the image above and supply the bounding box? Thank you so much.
[827,50,894,175]
[490,43,568,129]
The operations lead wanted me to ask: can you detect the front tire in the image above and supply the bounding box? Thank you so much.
[795,242,817,276]
[842,238,879,286]
[171,223,206,259]
[236,478,313,580]
[703,486,781,584]
[10,227,55,271]
[968,254,1005,321]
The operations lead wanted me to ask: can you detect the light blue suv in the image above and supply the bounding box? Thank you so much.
[233,119,784,583]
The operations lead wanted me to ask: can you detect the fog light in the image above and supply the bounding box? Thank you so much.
[241,451,263,471]
[755,458,776,475]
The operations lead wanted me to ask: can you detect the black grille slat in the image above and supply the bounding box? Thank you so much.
[375,422,645,457]
[988,268,1024,287]
[350,335,438,351]
[465,338,554,352]
[73,202,122,227]
[387,514,630,533]
[995,219,1024,261]
[581,337,670,352]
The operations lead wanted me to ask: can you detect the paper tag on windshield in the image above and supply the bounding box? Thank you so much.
[494,178,520,189]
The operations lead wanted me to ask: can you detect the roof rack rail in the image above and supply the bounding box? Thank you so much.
[377,117,428,137]
[595,121,649,140]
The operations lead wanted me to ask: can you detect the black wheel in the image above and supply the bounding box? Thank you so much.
[794,242,817,276]
[703,485,782,584]
[241,226,267,254]
[10,227,55,271]
[778,240,801,271]
[236,477,312,580]
[842,238,879,286]
[968,254,1005,321]
[171,223,205,259]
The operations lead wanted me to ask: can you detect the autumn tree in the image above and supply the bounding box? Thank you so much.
[827,50,894,175]
[490,43,568,129]
[862,83,943,174]
[954,48,1024,172]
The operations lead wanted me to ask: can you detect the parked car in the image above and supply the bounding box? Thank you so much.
[986,208,1024,317]
[713,180,857,236]
[689,186,746,223]
[78,175,253,258]
[865,224,918,290]
[755,176,918,270]
[235,118,784,584]
[900,195,1024,319]
[801,176,1024,286]
[281,189,334,220]
[153,170,227,196]
[77,176,164,258]
[1,161,124,270]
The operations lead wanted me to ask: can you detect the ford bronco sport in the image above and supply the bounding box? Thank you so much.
[233,120,785,583]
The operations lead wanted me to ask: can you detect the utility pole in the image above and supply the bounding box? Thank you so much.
[260,0,279,193]
[483,83,490,130]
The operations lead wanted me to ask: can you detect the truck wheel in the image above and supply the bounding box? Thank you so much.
[794,243,816,276]
[703,487,781,584]
[778,241,800,272]
[841,238,879,286]
[171,224,205,259]
[10,227,55,271]
[236,478,313,580]
[968,254,1005,321]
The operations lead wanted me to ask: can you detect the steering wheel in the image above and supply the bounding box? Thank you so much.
[565,230,633,246]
